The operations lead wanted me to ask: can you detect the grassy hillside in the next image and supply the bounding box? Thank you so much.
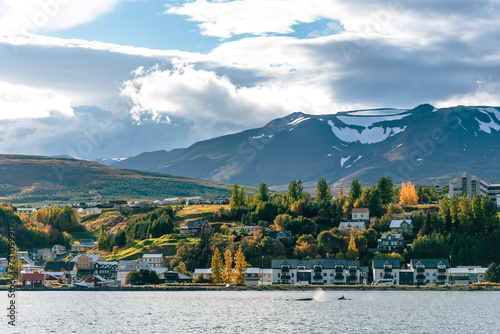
[0,155,247,203]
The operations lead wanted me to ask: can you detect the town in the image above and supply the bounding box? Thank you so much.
[2,172,500,288]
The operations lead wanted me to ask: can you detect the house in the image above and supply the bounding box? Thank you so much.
[409,258,449,285]
[372,259,401,284]
[109,200,128,206]
[245,268,273,286]
[94,262,118,280]
[0,264,8,277]
[210,198,228,204]
[180,219,211,235]
[162,270,193,283]
[44,261,77,276]
[22,273,45,288]
[82,207,102,215]
[44,271,67,283]
[115,204,132,211]
[448,266,488,284]
[116,260,153,284]
[352,208,369,221]
[29,248,56,262]
[82,274,113,287]
[268,230,293,242]
[271,259,366,285]
[51,245,67,256]
[378,233,405,252]
[227,226,261,235]
[72,254,104,271]
[16,207,37,215]
[193,268,211,280]
[160,198,179,206]
[71,239,98,253]
[185,197,202,205]
[142,254,164,268]
[339,222,366,232]
[390,220,413,235]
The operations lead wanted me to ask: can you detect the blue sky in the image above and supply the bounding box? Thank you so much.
[0,0,500,159]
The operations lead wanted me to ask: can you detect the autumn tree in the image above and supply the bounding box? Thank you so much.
[345,235,359,260]
[233,246,248,285]
[400,182,419,205]
[210,248,223,283]
[337,186,346,199]
[222,249,233,283]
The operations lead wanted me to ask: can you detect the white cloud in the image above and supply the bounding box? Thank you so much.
[0,0,128,34]
[0,81,74,119]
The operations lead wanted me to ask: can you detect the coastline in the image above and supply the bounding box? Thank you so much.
[2,284,499,292]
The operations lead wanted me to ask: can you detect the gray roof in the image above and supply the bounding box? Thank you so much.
[372,258,401,269]
[117,260,152,272]
[44,261,75,272]
[271,259,361,269]
[339,222,365,229]
[390,220,412,228]
[95,261,118,266]
[72,254,103,262]
[184,219,208,227]
[142,254,163,258]
[379,233,403,240]
[410,258,450,269]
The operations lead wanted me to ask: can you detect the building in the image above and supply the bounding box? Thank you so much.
[79,207,102,215]
[449,172,500,206]
[271,259,365,285]
[72,254,104,271]
[378,233,405,252]
[268,230,293,242]
[160,198,180,206]
[227,226,261,235]
[448,266,488,284]
[71,239,98,253]
[116,260,152,284]
[16,207,37,214]
[162,270,193,283]
[82,274,114,287]
[22,273,45,288]
[390,220,413,235]
[51,245,67,255]
[372,259,401,284]
[29,248,56,262]
[94,262,118,280]
[142,254,164,268]
[339,222,366,232]
[180,219,211,234]
[193,268,211,280]
[352,208,370,221]
[44,261,77,276]
[185,197,202,205]
[245,268,273,285]
[409,259,449,285]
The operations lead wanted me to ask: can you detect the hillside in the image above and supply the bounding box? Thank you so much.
[0,155,237,203]
[114,104,500,189]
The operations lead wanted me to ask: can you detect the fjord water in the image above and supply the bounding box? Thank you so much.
[3,290,499,333]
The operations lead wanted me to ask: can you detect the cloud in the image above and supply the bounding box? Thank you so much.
[0,81,74,119]
[0,0,129,34]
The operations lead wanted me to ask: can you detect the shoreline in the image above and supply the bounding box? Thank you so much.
[3,284,499,292]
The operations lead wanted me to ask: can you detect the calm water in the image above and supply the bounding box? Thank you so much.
[1,290,499,333]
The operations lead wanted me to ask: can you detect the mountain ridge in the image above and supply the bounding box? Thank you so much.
[112,104,500,188]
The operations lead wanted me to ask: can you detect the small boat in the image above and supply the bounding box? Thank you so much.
[296,298,314,301]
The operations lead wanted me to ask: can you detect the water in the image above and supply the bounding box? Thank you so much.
[1,290,499,333]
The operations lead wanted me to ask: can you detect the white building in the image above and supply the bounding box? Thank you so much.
[193,268,273,285]
[227,226,261,234]
[142,254,164,268]
[16,207,37,215]
[409,259,449,285]
[372,259,401,284]
[448,266,488,284]
[352,208,370,221]
[116,260,153,284]
[271,259,366,285]
[449,172,500,205]
[338,222,366,232]
[390,220,413,235]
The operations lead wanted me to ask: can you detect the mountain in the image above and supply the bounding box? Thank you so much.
[113,104,500,189]
[0,155,237,203]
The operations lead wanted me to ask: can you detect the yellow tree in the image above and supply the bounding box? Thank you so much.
[233,246,248,285]
[337,186,346,199]
[345,235,359,260]
[210,248,223,284]
[222,249,234,283]
[400,182,419,205]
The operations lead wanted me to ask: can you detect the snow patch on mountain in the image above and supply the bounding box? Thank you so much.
[475,115,500,134]
[327,120,407,144]
[251,134,274,139]
[340,156,350,167]
[288,116,310,126]
[478,107,500,122]
[346,109,409,116]
[337,113,410,127]
[352,155,362,163]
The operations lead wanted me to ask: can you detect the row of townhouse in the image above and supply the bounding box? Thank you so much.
[193,268,274,285]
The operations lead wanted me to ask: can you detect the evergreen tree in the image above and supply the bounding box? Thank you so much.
[230,183,242,208]
[222,249,233,283]
[233,246,248,285]
[484,262,500,283]
[376,176,395,205]
[315,178,333,203]
[210,248,223,284]
[256,182,270,203]
[439,198,452,233]
[458,195,473,235]
[471,195,483,235]
[337,186,346,199]
[348,179,362,205]
[449,195,460,231]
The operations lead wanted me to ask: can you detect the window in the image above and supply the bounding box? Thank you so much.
[292,273,294,277]
[323,273,327,277]
[278,273,280,277]
[433,273,436,276]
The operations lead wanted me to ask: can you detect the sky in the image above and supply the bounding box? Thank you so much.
[1,0,500,160]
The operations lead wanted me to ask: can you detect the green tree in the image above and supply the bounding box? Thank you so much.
[458,195,473,234]
[7,245,23,281]
[230,183,243,208]
[256,182,270,203]
[210,248,223,284]
[315,178,333,204]
[484,262,500,283]
[449,195,460,231]
[114,228,127,248]
[348,179,362,207]
[376,176,395,205]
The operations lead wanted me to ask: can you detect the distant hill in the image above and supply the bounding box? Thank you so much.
[0,155,237,203]
[113,104,500,189]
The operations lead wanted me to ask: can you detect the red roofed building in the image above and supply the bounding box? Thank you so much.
[22,273,45,288]
[352,208,370,221]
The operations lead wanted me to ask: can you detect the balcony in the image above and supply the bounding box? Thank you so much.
[383,273,393,279]
[281,273,290,280]
[313,274,323,280]
[437,275,447,281]
[416,268,425,273]
[438,268,446,274]
[281,268,289,273]
[314,267,322,273]
[384,267,392,273]
[416,274,425,280]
